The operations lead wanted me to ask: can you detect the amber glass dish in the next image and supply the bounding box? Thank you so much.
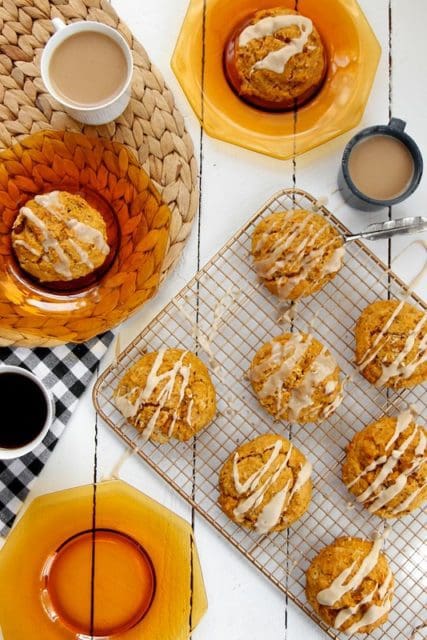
[172,0,381,159]
[0,131,170,346]
[0,480,207,639]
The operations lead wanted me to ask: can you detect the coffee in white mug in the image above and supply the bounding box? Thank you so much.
[49,30,128,107]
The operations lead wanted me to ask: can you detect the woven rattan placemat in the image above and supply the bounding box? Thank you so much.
[0,0,197,278]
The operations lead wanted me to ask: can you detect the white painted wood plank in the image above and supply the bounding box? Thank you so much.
[389,0,427,298]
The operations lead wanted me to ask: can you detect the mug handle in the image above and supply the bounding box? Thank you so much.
[52,17,66,32]
[389,117,406,132]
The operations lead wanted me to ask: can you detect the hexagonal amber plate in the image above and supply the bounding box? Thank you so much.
[0,480,207,639]
[172,0,381,159]
[0,130,170,346]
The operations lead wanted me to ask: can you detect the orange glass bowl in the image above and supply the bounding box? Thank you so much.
[172,0,381,159]
[0,130,170,346]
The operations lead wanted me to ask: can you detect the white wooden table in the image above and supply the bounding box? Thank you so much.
[21,1,427,639]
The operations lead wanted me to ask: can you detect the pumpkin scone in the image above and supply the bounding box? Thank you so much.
[218,433,312,533]
[342,408,427,518]
[250,332,344,424]
[114,348,216,443]
[224,7,327,110]
[11,190,110,282]
[251,210,345,301]
[355,300,427,388]
[306,536,394,634]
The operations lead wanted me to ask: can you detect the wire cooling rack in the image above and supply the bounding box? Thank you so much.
[93,188,426,640]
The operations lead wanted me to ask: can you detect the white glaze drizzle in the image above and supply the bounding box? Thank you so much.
[233,440,282,494]
[357,299,427,386]
[66,218,110,255]
[68,238,94,270]
[13,239,41,256]
[34,191,62,213]
[323,245,345,275]
[324,380,337,394]
[186,397,194,427]
[357,300,406,370]
[287,347,340,420]
[168,360,190,437]
[20,206,47,232]
[254,215,344,300]
[232,439,311,534]
[20,206,72,279]
[367,456,425,513]
[238,15,313,75]
[252,334,310,415]
[176,285,241,371]
[255,478,292,534]
[115,348,192,440]
[316,535,384,606]
[251,334,342,421]
[355,429,418,505]
[346,409,426,514]
[345,596,392,634]
[390,482,427,515]
[376,313,427,385]
[334,569,393,632]
[233,445,293,520]
[415,428,426,456]
[384,408,415,450]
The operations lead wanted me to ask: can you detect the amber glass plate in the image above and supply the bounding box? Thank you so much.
[0,131,170,346]
[0,480,207,639]
[172,0,381,159]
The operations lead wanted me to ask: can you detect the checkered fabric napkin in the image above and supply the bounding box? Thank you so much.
[0,332,113,537]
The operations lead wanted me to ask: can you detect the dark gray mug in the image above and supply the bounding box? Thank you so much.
[340,118,423,210]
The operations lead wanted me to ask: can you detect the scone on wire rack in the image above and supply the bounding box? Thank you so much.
[342,408,427,518]
[114,348,216,443]
[251,210,345,301]
[218,433,312,534]
[355,299,427,389]
[249,332,344,424]
[306,536,394,635]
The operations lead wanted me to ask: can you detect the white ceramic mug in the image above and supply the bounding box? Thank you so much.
[0,365,55,459]
[40,18,133,125]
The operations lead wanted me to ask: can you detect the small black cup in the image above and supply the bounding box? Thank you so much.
[340,118,423,210]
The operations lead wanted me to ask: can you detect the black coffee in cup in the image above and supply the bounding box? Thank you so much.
[0,372,48,449]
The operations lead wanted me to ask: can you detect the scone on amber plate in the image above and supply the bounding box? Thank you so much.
[0,130,170,346]
[355,300,427,388]
[12,191,111,284]
[218,434,312,533]
[342,408,427,518]
[306,536,394,634]
[224,8,327,111]
[250,332,344,424]
[172,0,381,159]
[114,348,216,443]
[252,209,345,300]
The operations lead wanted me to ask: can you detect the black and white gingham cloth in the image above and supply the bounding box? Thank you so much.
[0,332,113,537]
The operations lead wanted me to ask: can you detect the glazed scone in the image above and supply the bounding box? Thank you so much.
[114,348,216,443]
[12,191,110,282]
[306,536,394,634]
[342,409,427,518]
[218,433,312,533]
[224,7,327,110]
[355,300,427,388]
[251,210,345,301]
[250,332,344,424]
